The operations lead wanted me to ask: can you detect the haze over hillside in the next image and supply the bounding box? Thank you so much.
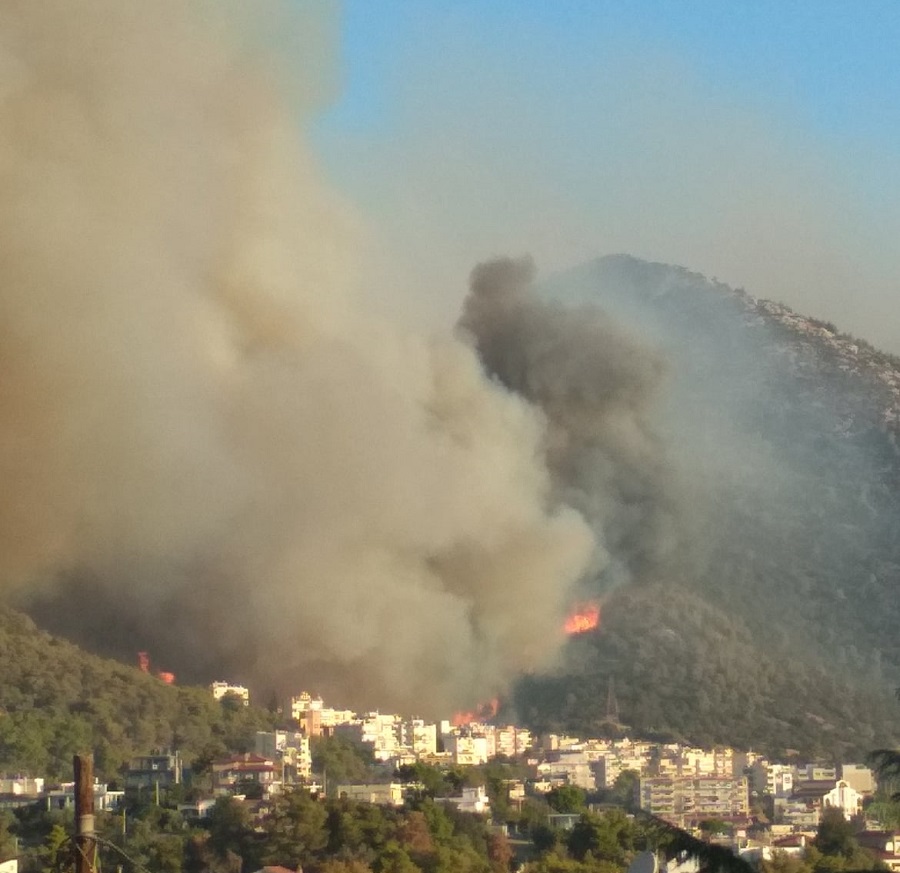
[20,249,900,757]
[2,3,899,757]
[512,254,900,757]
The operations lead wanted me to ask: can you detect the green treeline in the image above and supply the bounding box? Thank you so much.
[0,787,689,873]
[1,781,890,873]
[5,790,508,873]
[515,584,900,760]
[0,608,276,780]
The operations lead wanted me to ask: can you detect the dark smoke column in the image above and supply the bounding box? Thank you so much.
[458,256,678,590]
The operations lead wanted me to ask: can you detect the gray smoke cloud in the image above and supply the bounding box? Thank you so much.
[459,256,681,591]
[0,1,596,714]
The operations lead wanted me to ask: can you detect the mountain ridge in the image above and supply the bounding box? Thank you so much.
[514,255,900,756]
[6,253,900,764]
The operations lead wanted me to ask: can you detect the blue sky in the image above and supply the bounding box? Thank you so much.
[322,1,900,144]
[309,1,900,349]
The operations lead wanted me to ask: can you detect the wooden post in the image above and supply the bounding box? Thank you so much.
[74,754,96,873]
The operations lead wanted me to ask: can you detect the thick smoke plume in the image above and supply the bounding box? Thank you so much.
[0,2,595,714]
[459,257,680,590]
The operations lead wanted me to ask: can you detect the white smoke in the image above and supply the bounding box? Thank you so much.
[0,1,594,714]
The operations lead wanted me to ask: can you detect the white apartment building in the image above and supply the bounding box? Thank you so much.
[401,719,438,756]
[495,725,533,757]
[651,746,735,779]
[537,750,598,791]
[594,741,653,788]
[360,712,401,760]
[291,692,357,736]
[445,733,491,766]
[254,730,312,780]
[291,691,323,721]
[210,681,249,705]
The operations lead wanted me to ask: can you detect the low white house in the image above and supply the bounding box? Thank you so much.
[444,786,490,815]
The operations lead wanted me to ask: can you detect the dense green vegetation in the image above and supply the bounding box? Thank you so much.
[0,781,753,873]
[0,608,276,780]
[515,583,900,759]
[5,256,900,777]
[4,788,509,873]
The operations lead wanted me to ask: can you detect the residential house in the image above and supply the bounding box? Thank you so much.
[334,783,405,806]
[786,779,863,822]
[212,754,279,797]
[444,786,490,815]
[856,831,900,872]
[125,752,182,792]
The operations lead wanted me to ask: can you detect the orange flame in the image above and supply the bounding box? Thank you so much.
[157,671,176,685]
[452,697,499,727]
[137,651,150,673]
[564,602,601,635]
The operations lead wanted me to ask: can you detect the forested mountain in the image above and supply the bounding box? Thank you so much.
[513,255,900,756]
[0,608,275,780]
[5,255,900,768]
[515,583,899,759]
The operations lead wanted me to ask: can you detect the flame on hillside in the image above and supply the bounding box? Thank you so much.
[564,602,601,635]
[137,652,175,684]
[452,696,499,727]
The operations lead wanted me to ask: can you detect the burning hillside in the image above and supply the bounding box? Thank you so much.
[564,603,601,635]
[0,0,600,717]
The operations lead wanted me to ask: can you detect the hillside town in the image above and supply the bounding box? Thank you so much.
[4,683,896,872]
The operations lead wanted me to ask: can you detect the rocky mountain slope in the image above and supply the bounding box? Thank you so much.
[513,255,900,757]
[10,254,899,763]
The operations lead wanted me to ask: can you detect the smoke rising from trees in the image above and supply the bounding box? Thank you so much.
[0,1,599,713]
[459,257,681,592]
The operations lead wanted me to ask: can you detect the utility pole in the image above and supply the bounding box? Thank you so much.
[74,754,96,873]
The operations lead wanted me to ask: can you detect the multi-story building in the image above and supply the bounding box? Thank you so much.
[332,712,402,762]
[444,732,491,766]
[212,753,278,797]
[254,730,312,780]
[495,725,532,758]
[638,775,749,827]
[401,719,437,756]
[360,712,402,760]
[594,741,653,788]
[291,691,322,721]
[537,750,597,792]
[125,752,183,791]
[650,746,735,779]
[840,764,875,796]
[291,692,356,736]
